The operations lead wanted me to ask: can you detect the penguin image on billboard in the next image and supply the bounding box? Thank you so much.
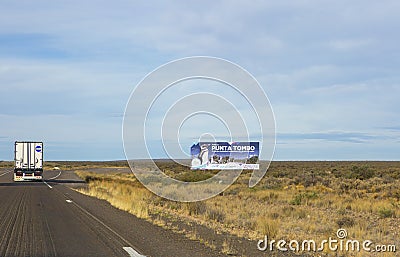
[199,144,209,165]
[190,143,209,169]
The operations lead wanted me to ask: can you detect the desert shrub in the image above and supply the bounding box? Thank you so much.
[293,209,308,219]
[177,171,213,182]
[185,202,207,216]
[259,177,288,190]
[255,191,279,203]
[281,206,295,217]
[351,165,375,180]
[290,191,318,205]
[332,165,376,180]
[283,206,307,219]
[389,169,400,179]
[206,208,225,222]
[392,191,400,201]
[378,208,396,218]
[336,216,355,227]
[268,212,280,220]
[291,194,303,205]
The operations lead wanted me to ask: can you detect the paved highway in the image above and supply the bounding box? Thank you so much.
[0,168,225,257]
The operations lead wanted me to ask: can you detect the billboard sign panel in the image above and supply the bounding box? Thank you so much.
[191,142,259,170]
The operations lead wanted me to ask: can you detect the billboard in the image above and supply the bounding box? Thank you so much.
[190,142,259,170]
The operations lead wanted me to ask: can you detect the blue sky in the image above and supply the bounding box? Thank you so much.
[0,0,399,160]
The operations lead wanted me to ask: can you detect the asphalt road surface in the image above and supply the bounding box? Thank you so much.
[0,168,225,257]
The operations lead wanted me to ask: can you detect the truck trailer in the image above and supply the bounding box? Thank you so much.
[14,141,43,181]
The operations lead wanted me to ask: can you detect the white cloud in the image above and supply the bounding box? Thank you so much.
[0,0,399,160]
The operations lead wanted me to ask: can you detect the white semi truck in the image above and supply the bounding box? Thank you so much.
[14,141,43,181]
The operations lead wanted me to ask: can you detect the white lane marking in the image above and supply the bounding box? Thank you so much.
[123,247,146,257]
[43,181,53,189]
[48,170,62,180]
[0,170,12,177]
[52,186,147,256]
[68,199,146,256]
[66,200,73,203]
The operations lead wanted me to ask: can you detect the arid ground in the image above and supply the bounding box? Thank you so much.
[3,160,398,256]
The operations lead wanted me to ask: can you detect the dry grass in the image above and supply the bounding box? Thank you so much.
[0,161,13,168]
[45,160,129,170]
[75,161,400,256]
[75,171,151,219]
